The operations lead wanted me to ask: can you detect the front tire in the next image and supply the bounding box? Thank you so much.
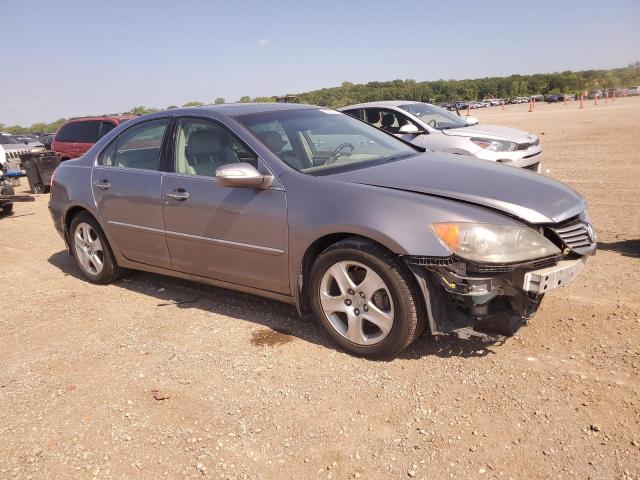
[309,238,422,359]
[69,212,122,284]
[1,204,13,216]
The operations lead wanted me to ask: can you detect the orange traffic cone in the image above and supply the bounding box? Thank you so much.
[605,91,609,104]
[594,94,598,105]
[579,94,584,109]
[466,104,471,116]
[563,95,567,106]
[528,99,533,112]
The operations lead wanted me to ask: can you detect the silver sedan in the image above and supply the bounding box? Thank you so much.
[339,101,542,171]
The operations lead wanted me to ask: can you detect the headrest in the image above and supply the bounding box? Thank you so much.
[259,131,286,152]
[381,113,395,127]
[366,110,381,123]
[188,129,221,156]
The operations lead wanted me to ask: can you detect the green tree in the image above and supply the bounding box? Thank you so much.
[214,97,225,104]
[182,101,204,107]
[238,96,252,103]
[166,105,178,109]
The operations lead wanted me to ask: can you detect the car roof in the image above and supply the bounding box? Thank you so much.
[156,103,320,118]
[64,115,136,124]
[338,101,422,110]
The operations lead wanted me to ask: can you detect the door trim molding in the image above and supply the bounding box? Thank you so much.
[107,221,285,256]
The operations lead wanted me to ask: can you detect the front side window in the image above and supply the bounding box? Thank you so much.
[235,108,416,174]
[398,103,468,130]
[173,118,257,177]
[363,109,417,134]
[100,119,168,170]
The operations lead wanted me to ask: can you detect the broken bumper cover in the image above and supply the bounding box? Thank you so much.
[522,257,587,293]
[407,254,589,341]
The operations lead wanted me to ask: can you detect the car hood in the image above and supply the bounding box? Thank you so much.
[330,153,585,224]
[441,123,536,142]
[1,143,42,151]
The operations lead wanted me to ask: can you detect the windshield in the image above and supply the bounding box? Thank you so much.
[0,135,19,144]
[235,109,417,173]
[398,103,468,130]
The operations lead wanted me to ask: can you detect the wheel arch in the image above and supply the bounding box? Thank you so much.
[296,232,420,317]
[62,204,105,252]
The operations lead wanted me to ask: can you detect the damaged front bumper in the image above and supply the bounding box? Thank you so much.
[405,254,589,341]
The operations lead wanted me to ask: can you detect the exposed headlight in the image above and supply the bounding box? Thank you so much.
[471,137,517,152]
[431,222,560,263]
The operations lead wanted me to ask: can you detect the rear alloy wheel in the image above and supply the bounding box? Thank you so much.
[309,238,421,359]
[32,183,45,194]
[70,212,122,284]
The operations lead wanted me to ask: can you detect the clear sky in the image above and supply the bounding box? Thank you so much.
[1,0,638,126]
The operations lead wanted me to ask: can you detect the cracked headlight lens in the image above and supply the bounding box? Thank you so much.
[471,137,517,152]
[431,222,560,263]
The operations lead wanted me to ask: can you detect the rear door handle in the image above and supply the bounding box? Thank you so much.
[165,189,189,201]
[94,179,110,190]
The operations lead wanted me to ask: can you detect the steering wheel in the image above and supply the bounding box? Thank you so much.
[325,143,355,165]
[427,119,437,128]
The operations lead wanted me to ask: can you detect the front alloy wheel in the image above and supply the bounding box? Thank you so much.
[319,261,394,346]
[309,237,422,359]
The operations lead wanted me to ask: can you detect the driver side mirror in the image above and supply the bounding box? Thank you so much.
[466,116,479,125]
[216,162,273,189]
[398,124,421,135]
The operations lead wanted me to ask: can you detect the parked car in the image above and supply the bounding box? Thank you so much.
[0,133,45,163]
[36,134,54,150]
[627,86,640,96]
[49,104,594,358]
[52,115,135,161]
[545,94,560,103]
[339,101,542,171]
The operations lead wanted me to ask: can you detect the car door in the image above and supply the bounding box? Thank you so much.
[161,117,289,294]
[92,118,172,269]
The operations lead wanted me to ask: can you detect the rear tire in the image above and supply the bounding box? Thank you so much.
[0,204,13,216]
[32,183,45,194]
[69,212,122,284]
[309,237,421,359]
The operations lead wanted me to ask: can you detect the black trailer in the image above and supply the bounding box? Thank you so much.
[21,152,60,194]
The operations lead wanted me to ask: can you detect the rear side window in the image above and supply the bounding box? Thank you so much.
[99,121,116,139]
[99,119,168,170]
[74,121,100,143]
[343,109,363,120]
[56,122,79,142]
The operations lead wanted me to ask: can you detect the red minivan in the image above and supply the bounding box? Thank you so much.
[52,115,135,161]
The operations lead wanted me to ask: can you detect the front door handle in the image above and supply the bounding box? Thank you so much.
[94,179,110,190]
[165,189,190,201]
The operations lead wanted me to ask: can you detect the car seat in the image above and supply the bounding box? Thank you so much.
[185,129,238,176]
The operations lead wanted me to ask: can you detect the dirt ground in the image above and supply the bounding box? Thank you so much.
[1,97,639,480]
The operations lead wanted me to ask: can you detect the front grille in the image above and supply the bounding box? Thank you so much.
[467,255,558,273]
[523,162,540,171]
[5,150,30,160]
[403,255,455,267]
[551,219,595,254]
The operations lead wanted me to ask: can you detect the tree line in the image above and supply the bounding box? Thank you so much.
[2,63,638,134]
